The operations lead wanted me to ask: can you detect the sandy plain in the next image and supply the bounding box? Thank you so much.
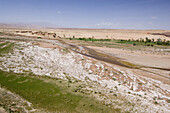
[1,28,170,41]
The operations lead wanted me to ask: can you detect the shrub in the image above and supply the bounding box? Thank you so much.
[156,38,162,45]
[113,94,117,97]
[138,83,142,85]
[112,78,116,81]
[74,89,77,92]
[168,99,170,103]
[110,90,113,93]
[123,81,127,84]
[154,101,158,104]
[68,80,72,83]
[152,38,154,42]
[145,37,149,42]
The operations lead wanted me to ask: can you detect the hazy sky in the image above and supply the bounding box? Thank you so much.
[0,0,170,29]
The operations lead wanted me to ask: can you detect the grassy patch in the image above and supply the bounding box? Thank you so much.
[116,39,170,46]
[62,38,170,53]
[116,40,153,45]
[0,70,121,113]
[64,37,170,46]
[0,42,14,55]
[62,48,70,53]
[66,37,112,42]
[0,42,9,47]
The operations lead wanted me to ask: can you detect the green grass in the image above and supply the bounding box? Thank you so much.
[0,42,9,47]
[64,37,170,47]
[66,37,112,42]
[116,40,144,45]
[0,70,121,113]
[0,42,14,55]
[116,40,170,46]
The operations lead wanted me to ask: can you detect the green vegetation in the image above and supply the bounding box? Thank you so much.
[0,70,121,113]
[154,101,158,105]
[113,94,117,97]
[116,37,170,46]
[138,83,142,85]
[68,37,111,42]
[62,48,70,53]
[0,42,9,47]
[37,37,42,39]
[0,42,14,55]
[112,78,116,81]
[168,99,170,103]
[65,37,170,46]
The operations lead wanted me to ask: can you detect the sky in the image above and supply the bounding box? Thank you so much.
[0,0,170,30]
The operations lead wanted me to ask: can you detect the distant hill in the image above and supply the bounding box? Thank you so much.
[0,22,62,29]
[0,23,16,28]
